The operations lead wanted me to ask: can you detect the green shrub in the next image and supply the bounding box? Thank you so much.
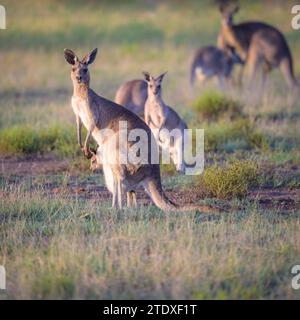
[201,160,258,199]
[192,91,243,121]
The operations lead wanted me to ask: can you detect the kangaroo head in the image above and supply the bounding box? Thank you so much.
[142,71,167,96]
[89,146,101,172]
[64,48,98,85]
[218,1,239,26]
[226,46,244,65]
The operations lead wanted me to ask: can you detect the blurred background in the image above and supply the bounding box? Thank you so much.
[0,0,299,131]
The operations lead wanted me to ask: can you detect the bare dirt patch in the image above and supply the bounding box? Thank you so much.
[248,188,300,211]
[0,156,69,175]
[1,156,300,211]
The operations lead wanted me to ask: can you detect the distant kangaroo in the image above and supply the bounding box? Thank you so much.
[190,45,244,89]
[64,48,216,213]
[218,2,297,89]
[115,79,147,118]
[143,71,189,173]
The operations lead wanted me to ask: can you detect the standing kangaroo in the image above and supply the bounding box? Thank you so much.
[218,2,297,89]
[143,71,188,173]
[190,45,244,89]
[115,79,147,118]
[64,48,216,213]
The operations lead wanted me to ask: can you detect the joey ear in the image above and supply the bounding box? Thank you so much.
[82,48,98,65]
[156,71,167,83]
[64,49,78,65]
[142,71,151,82]
[90,147,97,155]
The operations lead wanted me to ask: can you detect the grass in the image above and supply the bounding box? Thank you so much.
[0,184,299,299]
[0,0,300,300]
[0,125,78,158]
[204,119,268,152]
[201,160,258,199]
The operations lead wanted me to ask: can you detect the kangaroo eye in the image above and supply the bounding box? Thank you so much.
[150,85,153,88]
[83,69,88,74]
[72,67,76,72]
[157,85,161,90]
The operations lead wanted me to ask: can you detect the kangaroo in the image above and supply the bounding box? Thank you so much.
[64,48,217,213]
[143,71,189,173]
[190,45,244,89]
[217,1,297,89]
[115,79,147,118]
[90,144,137,208]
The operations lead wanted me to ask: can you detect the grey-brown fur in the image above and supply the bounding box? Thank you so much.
[190,45,243,88]
[115,79,147,118]
[143,71,189,173]
[218,2,297,89]
[64,48,216,213]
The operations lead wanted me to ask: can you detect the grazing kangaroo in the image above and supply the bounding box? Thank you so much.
[143,71,188,173]
[115,79,147,118]
[190,45,244,89]
[64,48,217,213]
[217,2,298,89]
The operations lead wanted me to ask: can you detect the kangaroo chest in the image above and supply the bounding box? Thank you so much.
[71,96,93,129]
[146,99,168,129]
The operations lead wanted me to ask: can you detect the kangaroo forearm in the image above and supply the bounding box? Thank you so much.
[77,125,82,147]
[84,130,92,150]
[84,124,96,150]
[76,116,83,148]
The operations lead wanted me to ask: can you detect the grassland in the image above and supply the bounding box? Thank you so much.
[0,0,300,299]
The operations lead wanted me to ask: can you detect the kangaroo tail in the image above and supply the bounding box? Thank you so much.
[144,177,178,212]
[280,54,298,89]
[144,176,221,213]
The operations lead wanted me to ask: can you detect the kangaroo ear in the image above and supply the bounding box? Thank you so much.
[234,5,239,14]
[64,49,78,65]
[82,48,98,65]
[156,71,167,83]
[142,71,151,82]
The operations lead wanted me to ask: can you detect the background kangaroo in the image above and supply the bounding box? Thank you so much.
[143,71,189,173]
[190,45,244,89]
[217,1,297,89]
[115,79,147,118]
[64,48,216,212]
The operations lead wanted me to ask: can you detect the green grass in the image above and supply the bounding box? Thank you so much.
[204,119,268,152]
[0,0,300,300]
[0,184,299,299]
[192,90,244,121]
[0,125,78,158]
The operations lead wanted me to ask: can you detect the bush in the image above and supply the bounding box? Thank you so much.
[192,91,243,121]
[201,160,258,199]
